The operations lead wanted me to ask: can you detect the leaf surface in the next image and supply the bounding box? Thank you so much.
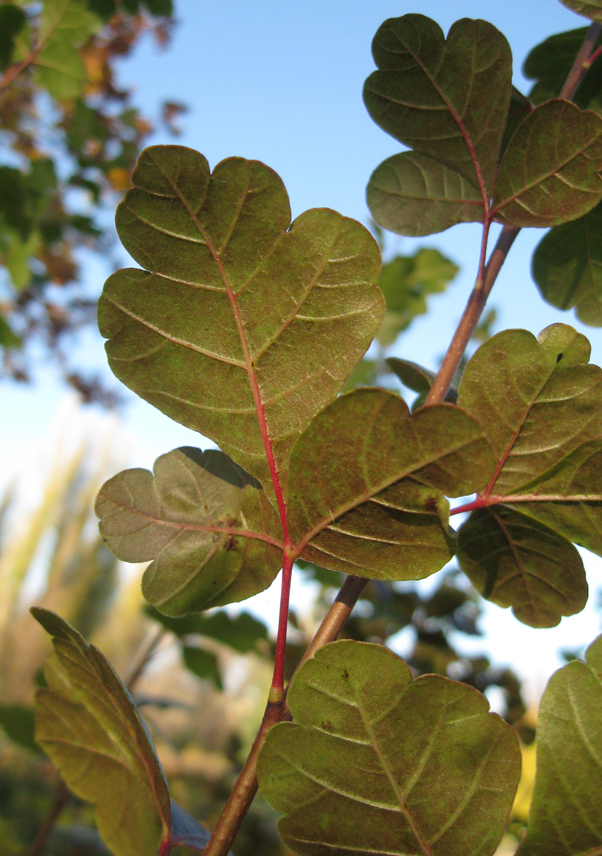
[257,640,521,856]
[33,0,100,99]
[287,388,496,578]
[523,28,602,112]
[532,202,602,325]
[387,357,458,404]
[560,0,602,23]
[517,633,602,856]
[98,145,384,497]
[457,506,587,627]
[96,447,283,616]
[493,101,602,227]
[145,605,269,653]
[456,325,602,624]
[32,607,170,856]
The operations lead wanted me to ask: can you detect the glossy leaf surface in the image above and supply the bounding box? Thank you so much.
[560,0,602,23]
[517,634,602,855]
[287,388,496,578]
[98,145,384,497]
[32,607,170,856]
[494,100,602,227]
[532,202,602,325]
[457,325,602,624]
[258,640,520,856]
[457,506,587,627]
[96,447,283,616]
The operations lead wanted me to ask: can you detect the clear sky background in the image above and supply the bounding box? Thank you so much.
[3,0,602,702]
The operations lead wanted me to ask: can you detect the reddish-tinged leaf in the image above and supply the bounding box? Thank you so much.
[493,100,602,227]
[517,633,602,856]
[287,388,496,579]
[458,506,587,628]
[532,202,602,326]
[456,325,602,624]
[95,447,283,615]
[98,145,384,498]
[257,640,521,856]
[364,15,512,194]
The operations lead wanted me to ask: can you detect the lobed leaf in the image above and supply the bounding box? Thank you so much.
[457,324,602,624]
[98,145,384,498]
[287,388,496,579]
[493,100,602,227]
[96,447,283,616]
[457,506,587,628]
[517,633,602,855]
[560,0,602,23]
[532,201,602,326]
[257,640,521,856]
[32,607,170,856]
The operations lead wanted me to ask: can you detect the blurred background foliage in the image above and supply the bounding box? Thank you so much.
[0,3,540,854]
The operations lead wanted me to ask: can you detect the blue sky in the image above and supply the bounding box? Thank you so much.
[4,0,602,695]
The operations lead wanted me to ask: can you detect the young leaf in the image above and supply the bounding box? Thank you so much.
[532,201,602,325]
[287,388,496,579]
[517,634,602,855]
[32,607,170,856]
[257,640,521,856]
[493,100,602,227]
[364,14,512,235]
[95,447,283,616]
[456,324,602,624]
[560,0,602,24]
[457,506,587,628]
[98,145,384,498]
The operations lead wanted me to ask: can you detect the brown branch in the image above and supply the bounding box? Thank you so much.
[202,574,369,856]
[24,781,70,856]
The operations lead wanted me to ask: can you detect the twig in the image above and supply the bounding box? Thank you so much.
[24,782,70,856]
[202,574,369,856]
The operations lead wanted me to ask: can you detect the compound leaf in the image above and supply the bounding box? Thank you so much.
[32,607,170,856]
[457,506,587,628]
[493,100,602,227]
[98,145,384,498]
[517,633,602,855]
[287,388,496,579]
[560,0,602,23]
[96,447,283,616]
[532,202,602,326]
[257,640,521,856]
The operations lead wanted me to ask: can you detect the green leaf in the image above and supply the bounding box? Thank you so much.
[95,447,283,616]
[33,0,101,99]
[493,100,602,227]
[517,633,602,855]
[532,202,602,325]
[457,325,602,622]
[366,152,483,237]
[0,315,21,348]
[364,15,512,194]
[523,28,602,113]
[257,640,521,856]
[376,248,458,346]
[145,605,269,653]
[182,646,223,689]
[31,607,170,856]
[98,145,384,497]
[560,0,602,23]
[457,506,587,628]
[287,388,496,579]
[0,704,40,753]
[0,5,26,71]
